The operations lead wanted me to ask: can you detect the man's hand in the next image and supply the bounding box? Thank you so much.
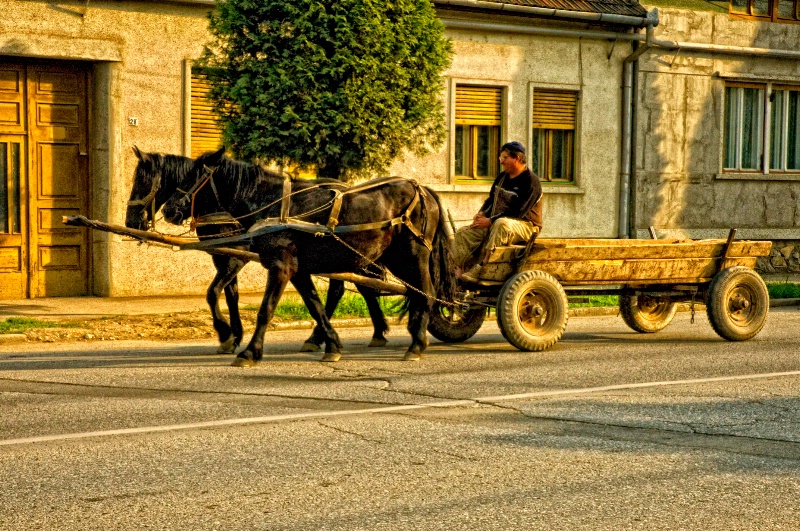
[470,212,492,229]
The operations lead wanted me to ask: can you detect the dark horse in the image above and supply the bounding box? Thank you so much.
[161,148,457,364]
[124,147,391,353]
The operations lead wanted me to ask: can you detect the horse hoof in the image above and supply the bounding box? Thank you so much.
[320,352,341,362]
[217,335,236,354]
[403,352,422,362]
[231,357,255,368]
[300,341,321,353]
[368,338,388,347]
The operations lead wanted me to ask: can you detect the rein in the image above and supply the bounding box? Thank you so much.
[126,171,162,228]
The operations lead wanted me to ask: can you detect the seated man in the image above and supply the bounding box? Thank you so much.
[454,141,543,283]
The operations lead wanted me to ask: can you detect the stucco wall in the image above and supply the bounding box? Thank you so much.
[5,1,635,296]
[391,15,630,238]
[635,7,800,244]
[1,0,269,296]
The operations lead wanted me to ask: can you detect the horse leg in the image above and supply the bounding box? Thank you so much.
[300,278,346,352]
[292,274,343,362]
[222,272,245,352]
[233,261,292,367]
[208,255,246,354]
[357,285,389,347]
[394,252,433,361]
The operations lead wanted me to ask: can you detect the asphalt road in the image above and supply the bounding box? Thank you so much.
[1,308,799,530]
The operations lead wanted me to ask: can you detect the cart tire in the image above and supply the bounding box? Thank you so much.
[619,294,677,333]
[496,270,568,351]
[427,301,486,343]
[706,266,769,341]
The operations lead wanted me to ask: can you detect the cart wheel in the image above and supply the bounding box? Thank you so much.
[427,301,486,343]
[706,266,769,341]
[619,293,677,333]
[496,270,568,351]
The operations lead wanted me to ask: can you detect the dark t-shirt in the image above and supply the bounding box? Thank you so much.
[479,168,543,229]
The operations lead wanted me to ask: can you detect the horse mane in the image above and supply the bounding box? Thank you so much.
[133,152,195,193]
[210,155,293,206]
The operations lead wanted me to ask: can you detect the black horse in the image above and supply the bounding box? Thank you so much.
[124,147,390,354]
[161,148,456,364]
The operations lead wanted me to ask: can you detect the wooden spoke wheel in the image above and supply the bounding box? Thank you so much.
[619,293,677,333]
[706,266,769,341]
[427,301,486,343]
[496,270,568,352]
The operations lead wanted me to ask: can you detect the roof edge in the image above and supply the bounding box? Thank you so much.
[435,0,658,27]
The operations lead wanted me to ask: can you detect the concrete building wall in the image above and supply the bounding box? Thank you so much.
[635,7,800,249]
[391,14,630,239]
[4,1,636,296]
[1,0,269,296]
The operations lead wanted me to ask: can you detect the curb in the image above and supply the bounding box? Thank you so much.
[0,333,27,343]
[1,298,797,342]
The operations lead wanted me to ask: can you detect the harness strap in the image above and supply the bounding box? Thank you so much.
[327,189,345,230]
[280,176,291,223]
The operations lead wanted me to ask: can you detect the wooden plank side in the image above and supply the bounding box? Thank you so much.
[516,257,758,284]
[485,239,771,265]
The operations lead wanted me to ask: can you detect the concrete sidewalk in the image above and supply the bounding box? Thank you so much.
[1,291,798,322]
[0,293,268,320]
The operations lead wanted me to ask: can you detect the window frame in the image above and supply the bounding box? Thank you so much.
[722,81,800,177]
[529,86,580,185]
[450,81,507,183]
[730,0,800,23]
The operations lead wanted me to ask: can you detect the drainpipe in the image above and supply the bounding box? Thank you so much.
[620,24,654,239]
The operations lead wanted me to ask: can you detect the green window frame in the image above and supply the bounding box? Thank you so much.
[454,85,502,181]
[532,89,577,183]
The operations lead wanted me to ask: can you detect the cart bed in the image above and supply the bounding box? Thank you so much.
[478,238,772,286]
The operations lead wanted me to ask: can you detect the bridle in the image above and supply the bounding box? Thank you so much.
[126,171,162,229]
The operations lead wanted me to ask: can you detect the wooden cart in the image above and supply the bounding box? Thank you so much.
[428,230,773,351]
[65,216,772,353]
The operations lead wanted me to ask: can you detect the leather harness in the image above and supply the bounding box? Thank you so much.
[181,173,435,252]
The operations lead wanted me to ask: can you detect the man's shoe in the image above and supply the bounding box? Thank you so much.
[460,264,482,283]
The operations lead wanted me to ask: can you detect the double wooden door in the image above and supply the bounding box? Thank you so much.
[0,60,90,298]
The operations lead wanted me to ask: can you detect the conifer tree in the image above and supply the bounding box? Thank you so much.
[201,0,452,180]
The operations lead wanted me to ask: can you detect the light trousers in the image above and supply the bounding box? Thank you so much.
[453,217,538,268]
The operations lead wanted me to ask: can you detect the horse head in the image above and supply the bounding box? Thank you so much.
[125,146,194,230]
[162,147,228,225]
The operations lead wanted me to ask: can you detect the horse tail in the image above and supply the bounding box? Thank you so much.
[425,188,457,305]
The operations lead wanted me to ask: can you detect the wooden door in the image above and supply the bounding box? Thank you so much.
[27,63,90,297]
[0,64,28,298]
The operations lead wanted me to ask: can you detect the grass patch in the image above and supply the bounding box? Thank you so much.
[766,282,800,299]
[568,295,619,308]
[0,317,76,334]
[247,291,621,320]
[245,291,407,320]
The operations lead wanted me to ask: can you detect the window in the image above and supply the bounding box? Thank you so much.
[190,69,224,158]
[730,0,800,22]
[454,85,502,180]
[769,87,800,171]
[724,83,800,173]
[532,89,577,183]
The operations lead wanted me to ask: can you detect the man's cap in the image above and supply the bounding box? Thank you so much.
[501,141,526,155]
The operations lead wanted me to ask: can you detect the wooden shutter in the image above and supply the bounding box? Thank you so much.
[455,86,502,126]
[190,71,224,158]
[532,90,577,130]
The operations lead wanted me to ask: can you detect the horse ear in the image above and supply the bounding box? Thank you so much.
[132,145,151,163]
[205,147,226,165]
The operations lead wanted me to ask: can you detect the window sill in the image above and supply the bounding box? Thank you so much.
[716,172,800,181]
[429,183,585,194]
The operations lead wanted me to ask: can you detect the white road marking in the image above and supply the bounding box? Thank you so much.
[3,370,799,447]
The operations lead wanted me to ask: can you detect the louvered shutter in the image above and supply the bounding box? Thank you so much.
[455,86,502,126]
[190,72,224,158]
[532,90,577,130]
